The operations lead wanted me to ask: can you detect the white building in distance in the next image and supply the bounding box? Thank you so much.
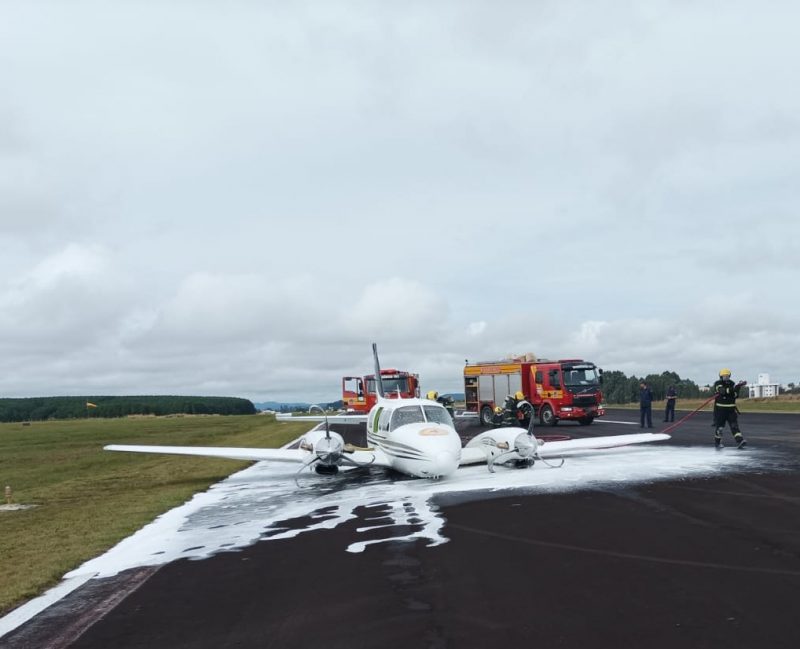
[748,373,780,398]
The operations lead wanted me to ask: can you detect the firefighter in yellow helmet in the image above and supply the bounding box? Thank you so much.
[713,368,747,449]
[427,390,455,418]
[498,391,531,428]
[503,391,521,414]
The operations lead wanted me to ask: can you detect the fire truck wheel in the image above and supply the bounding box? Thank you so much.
[578,416,594,426]
[540,405,558,426]
[480,406,494,427]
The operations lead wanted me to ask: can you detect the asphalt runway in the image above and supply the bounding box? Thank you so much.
[4,408,800,649]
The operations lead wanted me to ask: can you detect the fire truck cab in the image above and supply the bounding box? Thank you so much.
[342,369,420,412]
[464,356,605,427]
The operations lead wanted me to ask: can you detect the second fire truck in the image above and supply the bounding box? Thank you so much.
[342,369,420,412]
[464,355,605,426]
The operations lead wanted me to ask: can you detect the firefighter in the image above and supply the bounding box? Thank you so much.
[713,369,747,448]
[502,391,523,415]
[427,390,455,417]
[503,392,528,424]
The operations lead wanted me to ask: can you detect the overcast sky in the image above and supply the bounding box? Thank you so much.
[1,1,798,402]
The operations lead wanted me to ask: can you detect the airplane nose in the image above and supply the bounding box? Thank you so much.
[433,451,459,477]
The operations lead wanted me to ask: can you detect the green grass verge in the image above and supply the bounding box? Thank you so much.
[0,414,311,616]
[609,396,800,413]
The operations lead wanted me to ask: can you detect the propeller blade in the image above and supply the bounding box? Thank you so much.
[308,404,331,441]
[488,450,519,473]
[297,455,320,474]
[340,454,376,469]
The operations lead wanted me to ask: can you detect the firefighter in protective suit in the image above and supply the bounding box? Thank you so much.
[426,390,455,418]
[501,391,531,427]
[713,369,747,448]
[503,392,525,417]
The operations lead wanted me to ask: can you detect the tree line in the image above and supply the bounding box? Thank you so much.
[601,370,706,404]
[0,396,256,423]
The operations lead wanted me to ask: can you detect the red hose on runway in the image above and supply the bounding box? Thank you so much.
[661,394,717,435]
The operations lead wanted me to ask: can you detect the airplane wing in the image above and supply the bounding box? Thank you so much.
[459,446,491,466]
[458,432,670,467]
[104,444,391,468]
[536,433,670,458]
[104,445,308,463]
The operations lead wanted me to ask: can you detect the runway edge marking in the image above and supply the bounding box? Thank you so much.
[0,573,96,641]
[41,566,160,649]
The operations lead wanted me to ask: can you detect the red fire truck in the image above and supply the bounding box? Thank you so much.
[464,355,605,427]
[342,369,420,412]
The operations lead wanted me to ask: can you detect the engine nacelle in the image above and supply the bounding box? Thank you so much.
[300,428,346,469]
[465,428,539,471]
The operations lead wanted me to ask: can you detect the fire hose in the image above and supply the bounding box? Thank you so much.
[660,393,718,435]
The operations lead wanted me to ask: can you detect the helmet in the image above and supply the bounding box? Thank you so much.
[515,391,524,400]
[494,406,503,414]
[719,368,731,377]
[426,390,438,401]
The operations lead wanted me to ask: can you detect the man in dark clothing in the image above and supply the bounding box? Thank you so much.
[639,381,653,428]
[713,368,747,448]
[663,385,677,422]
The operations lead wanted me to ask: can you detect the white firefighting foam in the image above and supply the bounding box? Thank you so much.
[66,444,761,579]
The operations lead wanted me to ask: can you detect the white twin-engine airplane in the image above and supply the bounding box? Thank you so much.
[105,344,670,478]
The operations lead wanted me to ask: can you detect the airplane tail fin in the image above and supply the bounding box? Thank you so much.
[372,343,385,399]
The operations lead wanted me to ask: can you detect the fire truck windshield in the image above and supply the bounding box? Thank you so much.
[367,377,409,396]
[562,366,600,386]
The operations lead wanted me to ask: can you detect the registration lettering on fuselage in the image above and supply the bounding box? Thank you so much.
[418,427,449,436]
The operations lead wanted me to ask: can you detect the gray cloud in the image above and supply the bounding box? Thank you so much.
[1,1,798,401]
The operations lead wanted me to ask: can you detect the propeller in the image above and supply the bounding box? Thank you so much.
[297,405,375,477]
[481,413,565,472]
[486,431,540,473]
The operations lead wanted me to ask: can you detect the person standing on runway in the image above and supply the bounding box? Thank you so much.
[664,384,677,422]
[713,369,747,448]
[639,381,653,428]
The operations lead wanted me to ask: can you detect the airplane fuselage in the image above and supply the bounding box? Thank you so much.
[366,398,462,478]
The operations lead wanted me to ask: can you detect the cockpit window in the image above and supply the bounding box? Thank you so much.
[389,406,425,430]
[378,407,391,432]
[423,405,453,427]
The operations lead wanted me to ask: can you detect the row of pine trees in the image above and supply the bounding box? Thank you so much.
[0,396,256,423]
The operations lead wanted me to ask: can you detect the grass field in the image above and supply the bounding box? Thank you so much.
[612,395,800,414]
[0,414,311,616]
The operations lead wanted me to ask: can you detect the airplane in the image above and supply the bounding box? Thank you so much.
[105,344,671,478]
